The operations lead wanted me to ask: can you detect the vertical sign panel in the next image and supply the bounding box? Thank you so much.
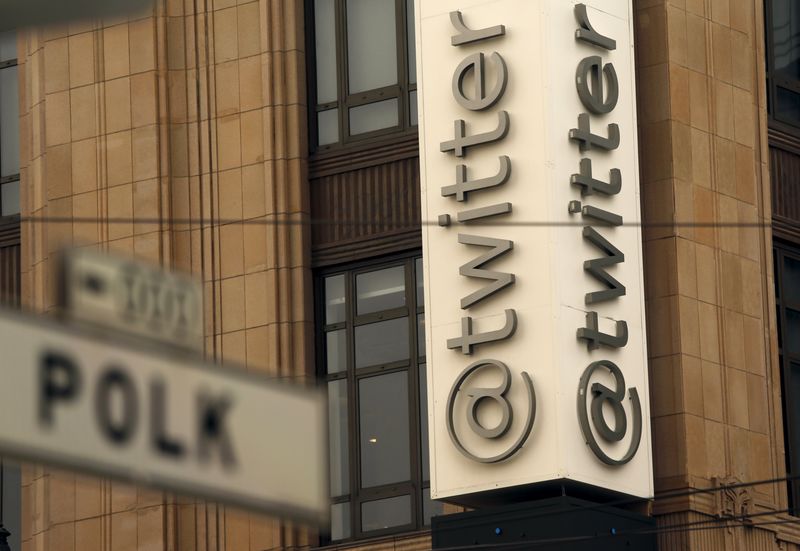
[417,0,653,502]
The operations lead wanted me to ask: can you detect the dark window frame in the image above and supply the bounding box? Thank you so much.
[315,251,434,544]
[765,0,800,135]
[774,240,800,514]
[305,0,418,152]
[0,33,20,219]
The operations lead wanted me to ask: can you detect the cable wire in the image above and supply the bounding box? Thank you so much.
[9,215,778,228]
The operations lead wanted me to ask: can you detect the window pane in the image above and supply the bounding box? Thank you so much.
[331,502,351,541]
[318,109,340,146]
[419,363,430,481]
[325,274,345,325]
[359,371,410,487]
[1,65,20,178]
[785,255,800,304]
[361,495,412,532]
[775,86,800,127]
[406,0,416,84]
[326,330,347,374]
[356,265,405,315]
[0,31,15,63]
[328,380,349,497]
[423,488,444,526]
[2,461,20,551]
[415,257,424,305]
[346,0,398,93]
[1,180,19,216]
[314,0,338,104]
[787,308,800,355]
[789,362,800,478]
[355,317,409,368]
[417,313,425,358]
[409,90,418,126]
[772,0,800,79]
[349,98,399,136]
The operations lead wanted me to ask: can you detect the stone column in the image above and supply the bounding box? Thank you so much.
[635,0,787,549]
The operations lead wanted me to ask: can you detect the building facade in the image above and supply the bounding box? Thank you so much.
[1,0,800,549]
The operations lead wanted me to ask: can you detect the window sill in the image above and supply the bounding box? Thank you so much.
[313,529,432,551]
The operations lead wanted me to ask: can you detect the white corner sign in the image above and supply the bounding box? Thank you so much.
[0,310,328,522]
[61,249,204,352]
[417,0,653,502]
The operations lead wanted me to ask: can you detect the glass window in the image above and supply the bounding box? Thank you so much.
[767,0,800,129]
[0,30,19,217]
[771,0,800,79]
[326,330,347,374]
[359,372,410,488]
[355,317,409,368]
[349,98,400,136]
[314,0,338,104]
[325,274,346,325]
[775,244,800,514]
[328,380,349,497]
[318,255,434,542]
[310,0,417,147]
[361,495,412,532]
[0,32,15,64]
[356,265,406,314]
[331,502,351,541]
[346,0,398,94]
[318,109,340,147]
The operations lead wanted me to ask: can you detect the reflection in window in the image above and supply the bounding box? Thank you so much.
[361,495,412,532]
[310,0,417,147]
[328,380,349,497]
[359,372,410,488]
[355,317,409,368]
[347,0,398,93]
[771,0,800,79]
[767,0,800,129]
[318,256,434,541]
[356,265,406,314]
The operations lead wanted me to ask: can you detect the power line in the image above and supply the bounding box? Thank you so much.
[11,215,777,228]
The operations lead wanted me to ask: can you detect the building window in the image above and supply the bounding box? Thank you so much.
[317,253,442,542]
[775,241,800,513]
[766,0,800,131]
[308,0,418,149]
[0,30,19,217]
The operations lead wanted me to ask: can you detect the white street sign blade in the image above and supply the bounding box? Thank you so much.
[0,309,328,523]
[61,249,204,353]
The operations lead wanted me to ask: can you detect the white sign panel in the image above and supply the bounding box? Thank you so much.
[61,249,204,352]
[417,0,653,501]
[0,310,327,522]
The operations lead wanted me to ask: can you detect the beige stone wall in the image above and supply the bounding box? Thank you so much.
[636,0,797,548]
[16,0,313,550]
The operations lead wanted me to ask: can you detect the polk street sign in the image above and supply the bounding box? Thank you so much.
[0,308,328,523]
[61,249,204,353]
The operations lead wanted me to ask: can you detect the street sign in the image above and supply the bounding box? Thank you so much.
[0,0,154,32]
[0,309,328,523]
[61,249,204,353]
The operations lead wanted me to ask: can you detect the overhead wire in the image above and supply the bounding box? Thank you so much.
[9,215,778,228]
